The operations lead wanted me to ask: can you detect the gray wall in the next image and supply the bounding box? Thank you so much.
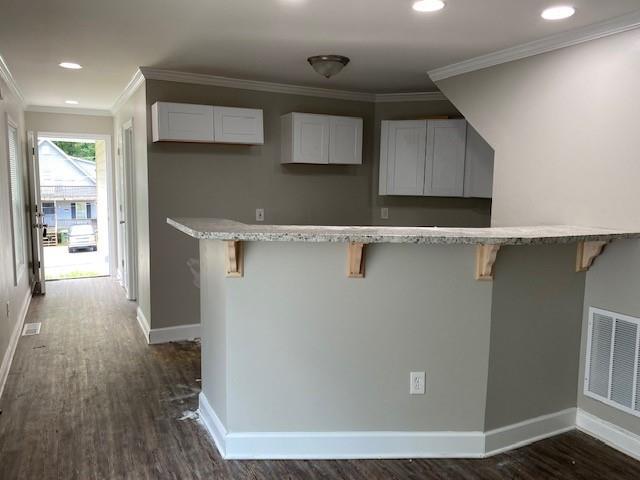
[436,28,640,434]
[372,100,492,227]
[0,75,31,396]
[205,242,493,432]
[145,79,492,330]
[485,245,585,430]
[113,84,152,322]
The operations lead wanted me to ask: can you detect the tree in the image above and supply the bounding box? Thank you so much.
[53,141,95,161]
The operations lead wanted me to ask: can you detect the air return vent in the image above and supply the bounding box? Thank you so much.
[22,322,41,336]
[585,308,640,416]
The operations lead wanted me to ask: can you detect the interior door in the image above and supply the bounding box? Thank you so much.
[27,131,46,294]
[116,132,128,293]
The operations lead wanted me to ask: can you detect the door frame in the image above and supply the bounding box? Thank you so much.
[36,131,116,278]
[118,119,137,301]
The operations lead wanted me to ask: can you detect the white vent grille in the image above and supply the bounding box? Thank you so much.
[22,322,41,336]
[585,308,640,417]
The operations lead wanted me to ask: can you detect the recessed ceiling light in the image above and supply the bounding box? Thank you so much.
[412,0,445,12]
[65,100,79,105]
[541,5,575,20]
[59,62,82,70]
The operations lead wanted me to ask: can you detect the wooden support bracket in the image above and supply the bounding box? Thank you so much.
[475,244,501,281]
[225,240,243,277]
[576,241,609,272]
[347,242,366,278]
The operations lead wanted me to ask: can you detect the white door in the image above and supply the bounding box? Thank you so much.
[381,120,427,196]
[116,132,128,291]
[122,122,137,301]
[27,131,46,294]
[329,116,362,165]
[293,113,330,164]
[424,120,467,197]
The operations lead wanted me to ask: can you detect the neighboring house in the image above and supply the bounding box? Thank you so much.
[38,139,97,244]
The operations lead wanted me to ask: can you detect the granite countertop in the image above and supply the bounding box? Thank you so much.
[167,217,640,246]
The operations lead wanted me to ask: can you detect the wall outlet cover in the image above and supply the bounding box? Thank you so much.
[410,371,426,395]
[381,207,389,220]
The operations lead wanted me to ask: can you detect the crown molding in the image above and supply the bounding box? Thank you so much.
[428,9,640,82]
[374,91,447,103]
[0,54,25,105]
[25,105,112,117]
[140,67,376,102]
[111,68,145,114]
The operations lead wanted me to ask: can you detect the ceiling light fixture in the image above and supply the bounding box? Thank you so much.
[412,0,445,13]
[541,5,575,20]
[59,62,83,69]
[307,55,350,79]
[65,100,79,105]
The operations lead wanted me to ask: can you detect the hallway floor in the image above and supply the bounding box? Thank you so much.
[1,277,639,479]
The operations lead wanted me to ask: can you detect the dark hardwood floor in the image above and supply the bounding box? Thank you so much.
[1,277,639,479]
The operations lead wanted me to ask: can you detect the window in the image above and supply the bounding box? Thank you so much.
[42,202,55,216]
[7,116,25,284]
[86,202,92,219]
[71,202,87,220]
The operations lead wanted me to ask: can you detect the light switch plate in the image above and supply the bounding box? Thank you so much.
[256,208,265,222]
[381,207,389,220]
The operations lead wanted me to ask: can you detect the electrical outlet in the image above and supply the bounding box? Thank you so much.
[410,371,425,395]
[256,208,265,222]
[380,207,389,220]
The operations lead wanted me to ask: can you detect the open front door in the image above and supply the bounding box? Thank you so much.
[28,131,46,294]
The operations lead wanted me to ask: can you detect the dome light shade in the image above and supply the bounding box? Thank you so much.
[307,55,350,79]
[541,5,575,20]
[412,0,445,12]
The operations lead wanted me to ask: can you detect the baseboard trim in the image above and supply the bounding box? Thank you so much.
[0,287,32,400]
[198,392,228,457]
[136,306,150,344]
[197,393,588,460]
[484,408,576,456]
[576,409,640,461]
[149,323,200,345]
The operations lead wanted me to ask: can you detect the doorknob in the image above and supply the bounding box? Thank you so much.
[119,220,126,224]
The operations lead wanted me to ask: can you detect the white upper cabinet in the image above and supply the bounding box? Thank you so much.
[424,120,467,197]
[329,116,363,165]
[281,113,363,165]
[213,106,264,145]
[152,102,214,143]
[151,102,264,144]
[379,118,493,198]
[463,125,494,198]
[379,120,427,196]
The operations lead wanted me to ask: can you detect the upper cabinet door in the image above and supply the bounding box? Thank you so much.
[213,106,264,145]
[424,120,467,197]
[329,116,363,165]
[152,102,214,142]
[380,120,427,196]
[463,125,494,198]
[292,113,331,164]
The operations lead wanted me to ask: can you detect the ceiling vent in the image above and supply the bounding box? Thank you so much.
[585,307,640,416]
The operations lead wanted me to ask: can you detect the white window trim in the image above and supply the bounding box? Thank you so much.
[5,113,26,286]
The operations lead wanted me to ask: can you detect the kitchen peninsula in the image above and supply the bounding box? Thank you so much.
[168,217,640,459]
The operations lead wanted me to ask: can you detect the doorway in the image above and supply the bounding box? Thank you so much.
[33,133,115,281]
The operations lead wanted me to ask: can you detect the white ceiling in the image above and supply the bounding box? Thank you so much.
[1,0,639,110]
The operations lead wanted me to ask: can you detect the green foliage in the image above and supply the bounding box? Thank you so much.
[53,141,96,161]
